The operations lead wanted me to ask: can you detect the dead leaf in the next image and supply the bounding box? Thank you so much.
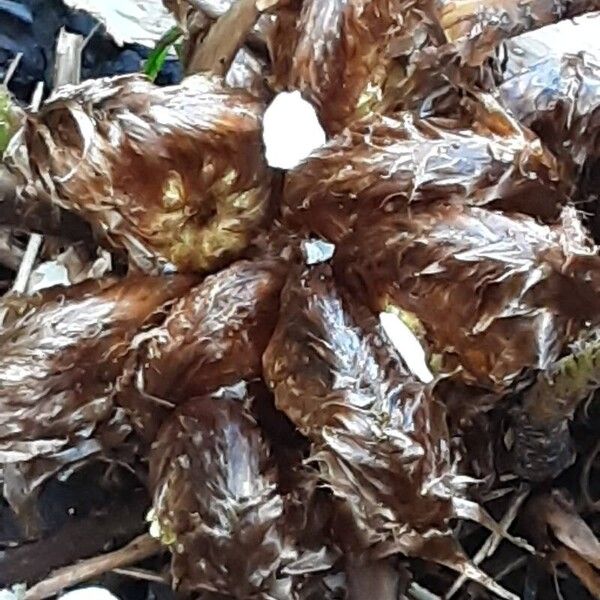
[553,545,600,598]
[542,491,600,569]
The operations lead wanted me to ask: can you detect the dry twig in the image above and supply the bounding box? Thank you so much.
[24,534,162,600]
[3,53,23,87]
[552,545,600,598]
[0,490,149,586]
[446,485,531,598]
[7,30,83,299]
[187,0,276,75]
[111,567,168,584]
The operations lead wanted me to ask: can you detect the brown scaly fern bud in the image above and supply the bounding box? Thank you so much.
[283,93,565,245]
[268,0,404,134]
[0,274,195,520]
[149,384,335,598]
[263,261,459,552]
[337,202,600,392]
[500,45,600,184]
[4,74,273,274]
[117,259,287,441]
[383,1,600,114]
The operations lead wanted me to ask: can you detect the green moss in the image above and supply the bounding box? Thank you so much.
[0,88,19,156]
[525,333,600,424]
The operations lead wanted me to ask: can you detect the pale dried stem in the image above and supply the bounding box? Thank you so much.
[438,556,519,600]
[29,81,44,111]
[6,80,44,302]
[493,555,528,582]
[409,582,442,600]
[553,545,600,598]
[187,0,271,75]
[3,53,23,87]
[54,28,83,88]
[11,232,42,294]
[8,31,83,300]
[446,485,531,598]
[24,534,162,600]
[111,567,168,584]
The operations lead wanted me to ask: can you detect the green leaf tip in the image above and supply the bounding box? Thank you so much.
[143,26,183,82]
[0,88,17,156]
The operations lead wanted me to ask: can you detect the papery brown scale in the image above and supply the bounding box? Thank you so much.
[0,274,195,462]
[150,390,286,596]
[263,262,456,549]
[433,0,600,66]
[149,387,334,598]
[337,201,600,391]
[4,74,272,274]
[500,46,600,185]
[117,259,287,440]
[0,274,195,519]
[270,0,403,134]
[283,105,564,244]
[383,1,600,112]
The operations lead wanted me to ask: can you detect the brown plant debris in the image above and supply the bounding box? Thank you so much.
[3,2,600,600]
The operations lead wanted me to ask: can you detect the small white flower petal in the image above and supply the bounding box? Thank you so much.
[379,312,434,384]
[262,91,326,170]
[60,588,119,600]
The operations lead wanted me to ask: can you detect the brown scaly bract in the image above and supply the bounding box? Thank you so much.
[283,96,564,245]
[117,259,287,440]
[269,0,403,134]
[0,274,195,516]
[432,0,600,65]
[337,202,600,391]
[263,262,458,552]
[149,385,333,598]
[500,45,600,184]
[383,1,600,114]
[4,74,272,273]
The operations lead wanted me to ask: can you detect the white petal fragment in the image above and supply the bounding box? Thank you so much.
[262,91,326,170]
[60,588,119,600]
[379,311,434,384]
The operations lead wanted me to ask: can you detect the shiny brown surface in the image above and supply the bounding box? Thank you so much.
[0,274,194,465]
[383,1,600,114]
[4,2,600,593]
[283,99,563,244]
[269,0,402,134]
[117,259,287,440]
[0,274,194,520]
[149,386,334,597]
[5,74,272,273]
[337,203,600,391]
[500,48,600,183]
[263,263,456,549]
[150,389,287,595]
[434,0,600,65]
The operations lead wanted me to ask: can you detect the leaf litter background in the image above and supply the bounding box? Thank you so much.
[0,1,600,600]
